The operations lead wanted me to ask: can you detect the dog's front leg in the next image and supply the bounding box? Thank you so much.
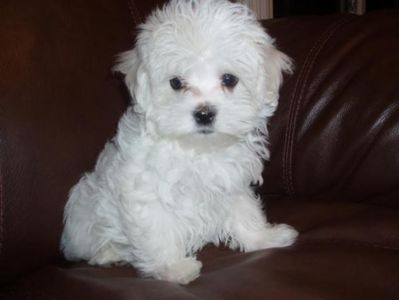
[226,194,298,252]
[117,197,202,284]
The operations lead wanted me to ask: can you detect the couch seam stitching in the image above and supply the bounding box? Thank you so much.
[282,20,343,197]
[282,16,356,199]
[282,40,314,197]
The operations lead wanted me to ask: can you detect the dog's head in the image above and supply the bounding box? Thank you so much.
[114,0,292,146]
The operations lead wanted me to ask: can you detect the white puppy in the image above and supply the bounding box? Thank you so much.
[61,0,298,284]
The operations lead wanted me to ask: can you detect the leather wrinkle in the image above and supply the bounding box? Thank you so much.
[282,15,357,199]
[336,107,398,195]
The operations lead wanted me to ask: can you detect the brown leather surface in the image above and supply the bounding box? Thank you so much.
[262,11,399,205]
[3,201,399,299]
[0,0,133,281]
[1,0,399,298]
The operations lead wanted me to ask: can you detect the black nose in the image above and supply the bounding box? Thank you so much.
[193,106,216,126]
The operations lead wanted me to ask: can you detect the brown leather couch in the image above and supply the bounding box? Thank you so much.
[1,0,398,299]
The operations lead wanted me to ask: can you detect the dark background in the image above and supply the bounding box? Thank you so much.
[274,0,399,17]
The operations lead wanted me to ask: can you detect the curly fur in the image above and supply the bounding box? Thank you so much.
[61,0,297,284]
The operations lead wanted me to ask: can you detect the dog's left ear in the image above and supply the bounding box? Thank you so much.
[257,45,293,113]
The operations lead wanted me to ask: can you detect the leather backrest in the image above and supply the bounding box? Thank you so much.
[0,0,139,282]
[261,11,399,205]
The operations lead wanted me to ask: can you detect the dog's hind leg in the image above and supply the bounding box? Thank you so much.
[88,243,126,266]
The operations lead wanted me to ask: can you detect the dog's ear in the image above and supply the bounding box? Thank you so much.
[113,49,139,94]
[257,46,293,115]
[113,49,149,112]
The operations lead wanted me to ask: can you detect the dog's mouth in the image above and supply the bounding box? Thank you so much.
[197,127,214,135]
[176,129,239,153]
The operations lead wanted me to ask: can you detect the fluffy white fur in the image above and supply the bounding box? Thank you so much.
[61,0,298,284]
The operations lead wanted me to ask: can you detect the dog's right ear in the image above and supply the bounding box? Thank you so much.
[113,49,151,112]
[113,49,140,98]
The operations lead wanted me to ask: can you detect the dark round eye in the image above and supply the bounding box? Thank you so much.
[170,77,184,90]
[221,73,238,88]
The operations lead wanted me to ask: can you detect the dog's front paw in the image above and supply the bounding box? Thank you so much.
[245,223,298,252]
[156,257,202,285]
[264,223,299,248]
